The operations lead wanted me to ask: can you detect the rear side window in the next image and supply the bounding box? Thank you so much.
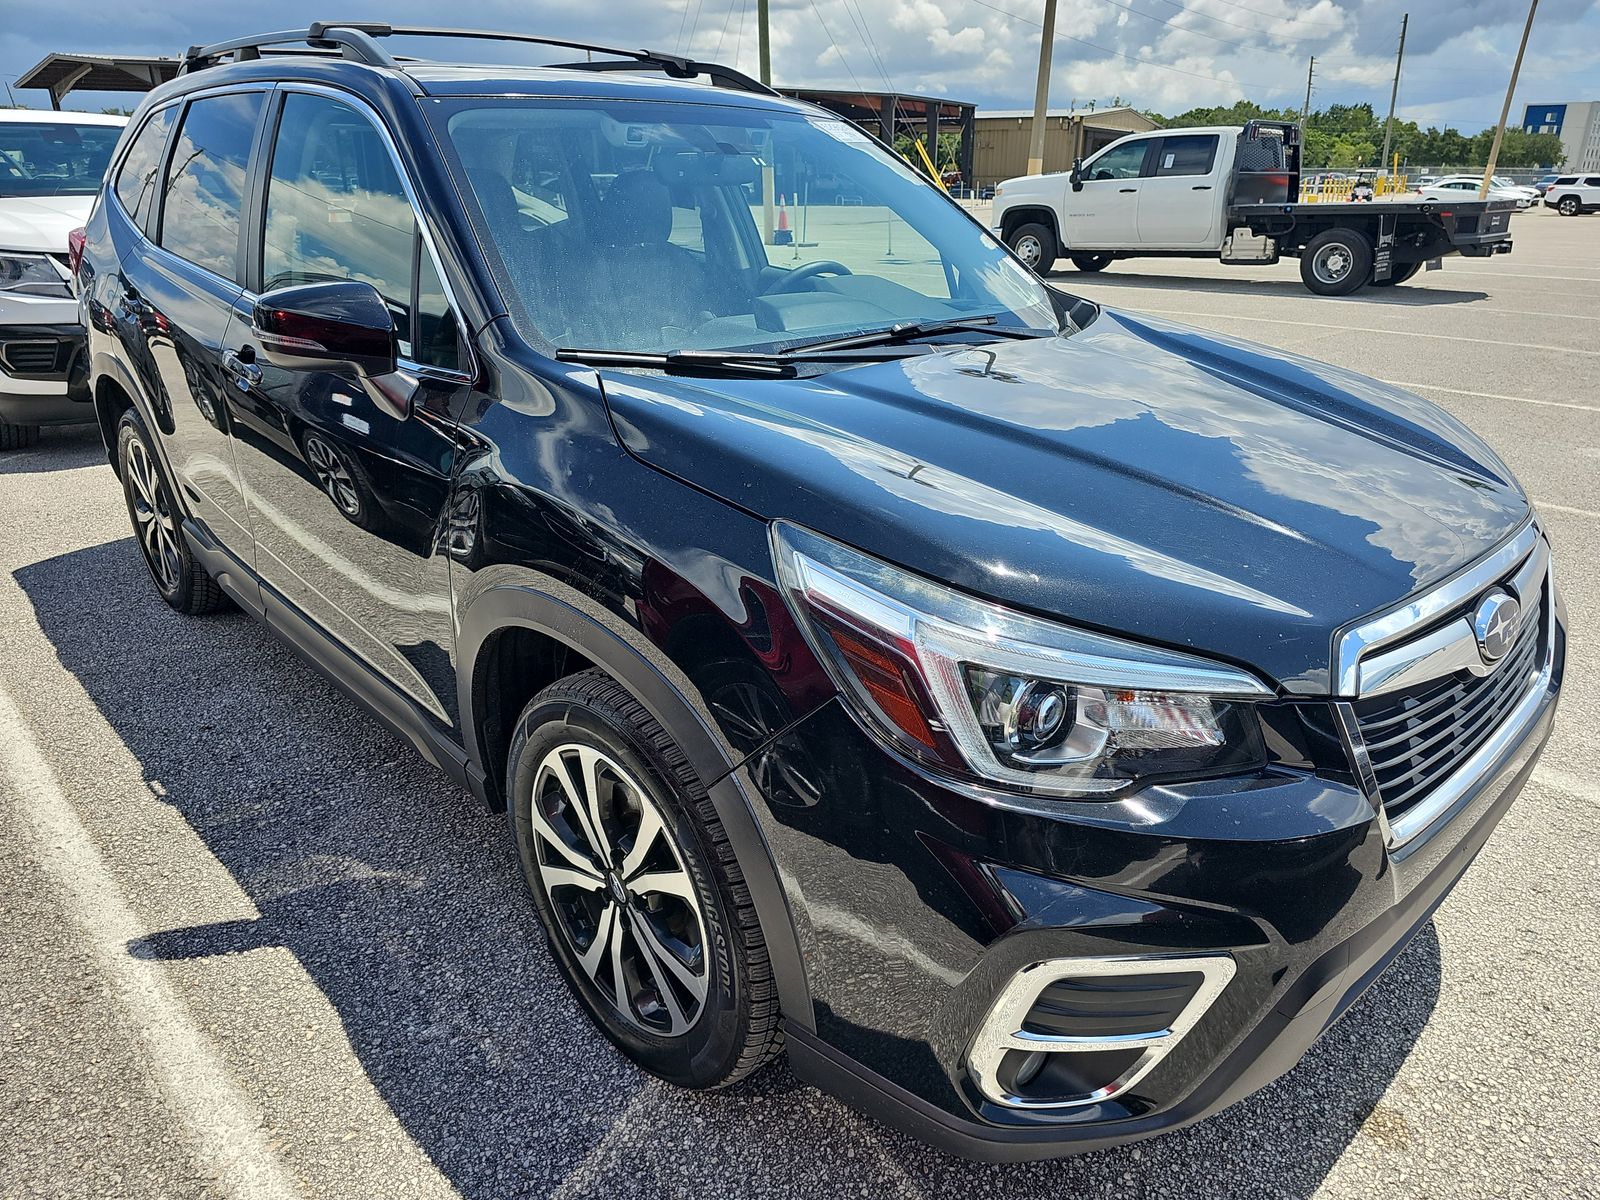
[1154,135,1218,177]
[158,92,264,281]
[1585,177,1600,187]
[114,107,175,229]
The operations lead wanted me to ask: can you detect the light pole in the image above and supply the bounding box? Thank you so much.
[1026,0,1059,176]
[1480,0,1539,198]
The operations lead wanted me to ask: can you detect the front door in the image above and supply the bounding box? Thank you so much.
[120,89,267,560]
[1064,137,1151,249]
[225,89,469,729]
[1134,133,1224,247]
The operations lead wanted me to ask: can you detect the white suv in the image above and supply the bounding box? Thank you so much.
[1544,174,1600,216]
[0,109,126,449]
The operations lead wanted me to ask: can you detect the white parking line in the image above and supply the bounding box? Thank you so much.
[1384,381,1600,415]
[0,681,304,1200]
[1127,308,1600,357]
[1535,501,1600,520]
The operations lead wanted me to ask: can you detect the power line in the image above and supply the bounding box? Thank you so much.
[841,0,896,92]
[966,0,1294,94]
[807,0,870,96]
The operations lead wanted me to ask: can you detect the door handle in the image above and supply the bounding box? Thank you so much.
[222,348,262,391]
[1192,185,1213,191]
[1119,187,1138,193]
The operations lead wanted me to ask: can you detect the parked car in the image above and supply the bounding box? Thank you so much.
[0,109,126,449]
[993,125,1517,295]
[1533,174,1561,195]
[79,24,1565,1161]
[1543,174,1600,215]
[1417,175,1535,208]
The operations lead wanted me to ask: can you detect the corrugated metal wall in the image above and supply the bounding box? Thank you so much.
[973,111,1159,184]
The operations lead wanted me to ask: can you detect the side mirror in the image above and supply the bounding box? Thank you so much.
[1070,158,1084,192]
[253,281,412,419]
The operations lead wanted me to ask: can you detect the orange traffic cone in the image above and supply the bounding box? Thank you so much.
[774,193,793,245]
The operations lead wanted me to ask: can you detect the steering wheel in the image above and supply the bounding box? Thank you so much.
[761,260,853,295]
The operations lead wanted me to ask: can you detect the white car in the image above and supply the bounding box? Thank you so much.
[1417,175,1534,208]
[0,109,126,449]
[1543,174,1600,215]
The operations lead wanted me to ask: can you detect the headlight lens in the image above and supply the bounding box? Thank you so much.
[772,522,1271,797]
[0,252,68,295]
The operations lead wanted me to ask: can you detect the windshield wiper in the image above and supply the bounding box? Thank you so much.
[557,347,801,378]
[780,314,1057,356]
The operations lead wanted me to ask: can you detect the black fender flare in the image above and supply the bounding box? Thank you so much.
[89,349,163,470]
[455,579,815,1032]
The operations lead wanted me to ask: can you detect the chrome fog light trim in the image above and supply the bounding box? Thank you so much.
[966,954,1237,1111]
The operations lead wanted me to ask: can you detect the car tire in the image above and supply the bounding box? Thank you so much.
[1070,253,1113,273]
[1007,222,1058,276]
[0,421,41,451]
[507,669,781,1089]
[1371,261,1422,287]
[1300,229,1374,296]
[116,409,229,615]
[1557,195,1581,216]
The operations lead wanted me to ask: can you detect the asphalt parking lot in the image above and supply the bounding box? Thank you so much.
[2,206,1597,1200]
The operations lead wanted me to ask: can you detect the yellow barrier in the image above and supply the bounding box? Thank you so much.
[1298,175,1410,203]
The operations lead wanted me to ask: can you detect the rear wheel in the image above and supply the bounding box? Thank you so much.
[1371,261,1422,287]
[1070,252,1113,273]
[507,669,781,1089]
[1557,195,1581,216]
[1300,229,1373,296]
[116,410,228,615]
[0,421,40,451]
[1007,222,1058,276]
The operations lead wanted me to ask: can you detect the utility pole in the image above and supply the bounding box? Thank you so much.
[1301,57,1314,123]
[1027,0,1059,175]
[1481,0,1538,197]
[758,0,775,241]
[1379,14,1408,174]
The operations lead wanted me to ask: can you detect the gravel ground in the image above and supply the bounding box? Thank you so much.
[1,207,1597,1200]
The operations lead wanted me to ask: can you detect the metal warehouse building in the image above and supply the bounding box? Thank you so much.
[972,106,1160,186]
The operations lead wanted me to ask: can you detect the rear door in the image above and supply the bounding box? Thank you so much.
[224,87,470,728]
[119,88,268,560]
[1134,133,1224,247]
[1064,136,1151,249]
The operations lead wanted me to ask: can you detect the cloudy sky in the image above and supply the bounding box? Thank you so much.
[3,0,1597,130]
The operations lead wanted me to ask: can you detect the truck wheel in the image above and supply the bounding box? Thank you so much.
[1300,229,1373,296]
[1007,223,1058,275]
[1371,261,1421,287]
[1070,253,1113,273]
[1557,195,1581,216]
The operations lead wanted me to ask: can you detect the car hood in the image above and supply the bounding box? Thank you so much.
[599,309,1529,693]
[0,195,94,252]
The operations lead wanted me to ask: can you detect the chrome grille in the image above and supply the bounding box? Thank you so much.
[1351,584,1544,823]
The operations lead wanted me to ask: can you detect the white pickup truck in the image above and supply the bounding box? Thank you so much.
[991,120,1516,296]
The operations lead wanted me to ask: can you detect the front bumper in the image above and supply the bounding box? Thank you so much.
[757,600,1564,1160]
[0,305,92,426]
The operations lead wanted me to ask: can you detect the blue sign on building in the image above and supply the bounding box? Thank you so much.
[1523,103,1567,135]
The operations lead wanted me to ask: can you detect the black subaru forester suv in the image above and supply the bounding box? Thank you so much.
[77,24,1564,1160]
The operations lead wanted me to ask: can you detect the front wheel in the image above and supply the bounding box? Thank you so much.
[507,669,781,1089]
[1070,252,1113,273]
[1300,229,1373,296]
[1007,222,1058,276]
[1557,195,1581,216]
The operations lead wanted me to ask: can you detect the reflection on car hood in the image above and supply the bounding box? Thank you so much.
[599,308,1529,692]
[0,195,94,252]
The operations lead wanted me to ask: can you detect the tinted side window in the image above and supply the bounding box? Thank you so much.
[114,107,176,229]
[1585,177,1600,187]
[1085,139,1148,181]
[415,250,462,372]
[261,93,415,325]
[159,92,263,281]
[1154,135,1218,177]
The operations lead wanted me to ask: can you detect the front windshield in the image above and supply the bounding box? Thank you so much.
[0,121,122,198]
[436,98,1057,354]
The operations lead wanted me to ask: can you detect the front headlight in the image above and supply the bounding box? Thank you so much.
[772,523,1271,797]
[0,252,69,296]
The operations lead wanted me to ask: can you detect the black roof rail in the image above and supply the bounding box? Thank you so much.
[180,22,780,96]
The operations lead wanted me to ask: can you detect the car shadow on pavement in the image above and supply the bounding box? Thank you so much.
[18,538,1441,1200]
[1053,269,1491,307]
[0,424,106,476]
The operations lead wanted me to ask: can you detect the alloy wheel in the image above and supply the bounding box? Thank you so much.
[530,743,709,1037]
[126,438,180,592]
[305,436,361,516]
[1312,242,1354,286]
